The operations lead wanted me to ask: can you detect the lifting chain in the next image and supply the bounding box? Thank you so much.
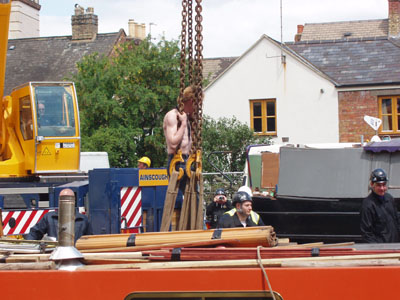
[186,0,203,179]
[171,0,203,180]
[178,0,188,113]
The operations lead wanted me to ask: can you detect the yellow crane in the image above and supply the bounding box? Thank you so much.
[0,0,80,178]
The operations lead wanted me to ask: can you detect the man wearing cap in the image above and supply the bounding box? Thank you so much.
[360,168,400,243]
[138,156,151,169]
[217,191,264,228]
[206,188,232,228]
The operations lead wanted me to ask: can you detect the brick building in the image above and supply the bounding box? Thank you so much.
[204,0,400,144]
[288,0,400,142]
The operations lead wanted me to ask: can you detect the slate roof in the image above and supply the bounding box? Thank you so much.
[300,19,388,41]
[287,37,400,87]
[3,30,125,96]
[202,57,237,84]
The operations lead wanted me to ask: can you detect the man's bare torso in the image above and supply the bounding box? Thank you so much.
[163,108,192,155]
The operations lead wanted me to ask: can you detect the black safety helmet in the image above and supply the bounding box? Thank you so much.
[215,188,226,196]
[370,168,388,183]
[232,191,252,206]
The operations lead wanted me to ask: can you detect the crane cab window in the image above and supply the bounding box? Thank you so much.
[19,95,33,140]
[33,85,77,137]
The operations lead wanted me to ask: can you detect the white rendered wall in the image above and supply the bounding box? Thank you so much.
[203,36,339,145]
[9,1,40,39]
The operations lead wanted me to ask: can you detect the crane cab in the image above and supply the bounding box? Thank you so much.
[0,82,80,177]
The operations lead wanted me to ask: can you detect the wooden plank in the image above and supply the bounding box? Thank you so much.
[79,238,240,253]
[76,226,277,250]
[261,152,279,189]
[178,173,192,230]
[0,261,56,270]
[188,172,197,230]
[80,252,400,270]
[281,259,400,268]
[196,173,204,230]
[160,171,180,231]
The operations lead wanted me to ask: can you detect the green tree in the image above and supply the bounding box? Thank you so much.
[71,38,181,167]
[201,115,270,173]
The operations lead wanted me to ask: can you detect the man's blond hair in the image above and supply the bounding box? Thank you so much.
[182,86,195,102]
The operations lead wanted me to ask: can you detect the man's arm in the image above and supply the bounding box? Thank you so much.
[164,111,187,153]
[25,216,49,240]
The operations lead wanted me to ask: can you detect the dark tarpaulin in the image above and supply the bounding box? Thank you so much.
[363,139,400,153]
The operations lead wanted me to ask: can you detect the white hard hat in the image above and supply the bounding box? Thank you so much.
[238,186,253,197]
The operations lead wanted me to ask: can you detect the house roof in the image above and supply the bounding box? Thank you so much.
[204,34,340,90]
[287,37,400,87]
[300,19,388,41]
[3,30,125,96]
[202,57,237,83]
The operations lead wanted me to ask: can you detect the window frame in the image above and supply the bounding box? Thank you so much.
[249,99,277,136]
[378,95,400,135]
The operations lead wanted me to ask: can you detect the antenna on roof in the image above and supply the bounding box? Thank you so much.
[280,0,286,64]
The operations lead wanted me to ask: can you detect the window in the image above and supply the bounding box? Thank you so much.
[379,95,400,134]
[33,85,77,137]
[19,95,33,140]
[250,99,276,135]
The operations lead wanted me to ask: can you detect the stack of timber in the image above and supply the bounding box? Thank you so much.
[2,227,400,270]
[75,226,278,252]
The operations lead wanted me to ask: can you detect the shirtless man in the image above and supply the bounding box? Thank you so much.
[163,86,195,182]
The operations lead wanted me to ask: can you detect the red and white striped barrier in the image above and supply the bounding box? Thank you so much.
[120,186,142,233]
[1,209,53,235]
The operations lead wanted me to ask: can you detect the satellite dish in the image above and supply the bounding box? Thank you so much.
[364,115,382,131]
[370,135,381,142]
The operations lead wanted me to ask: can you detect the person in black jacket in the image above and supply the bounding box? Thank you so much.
[217,191,264,228]
[206,188,232,228]
[360,168,400,243]
[25,210,92,243]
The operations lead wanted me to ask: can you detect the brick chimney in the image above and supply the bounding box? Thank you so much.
[294,24,304,42]
[71,4,98,41]
[389,0,400,38]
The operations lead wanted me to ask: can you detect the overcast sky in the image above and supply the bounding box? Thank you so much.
[39,0,388,58]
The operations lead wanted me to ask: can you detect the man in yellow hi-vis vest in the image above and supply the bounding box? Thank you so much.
[217,191,264,228]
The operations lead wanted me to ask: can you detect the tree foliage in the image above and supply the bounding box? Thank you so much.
[71,37,269,171]
[201,115,270,173]
[71,38,181,167]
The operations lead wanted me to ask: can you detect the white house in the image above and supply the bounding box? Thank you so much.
[203,35,339,145]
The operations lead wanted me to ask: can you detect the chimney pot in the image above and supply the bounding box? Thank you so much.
[297,24,304,34]
[86,7,94,14]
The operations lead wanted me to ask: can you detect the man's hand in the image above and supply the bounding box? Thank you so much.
[177,112,187,124]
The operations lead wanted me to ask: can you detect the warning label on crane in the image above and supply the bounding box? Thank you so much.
[41,147,51,155]
[139,169,168,186]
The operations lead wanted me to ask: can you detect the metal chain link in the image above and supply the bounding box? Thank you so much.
[178,0,203,155]
[192,0,204,152]
[187,0,193,85]
[178,0,188,113]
